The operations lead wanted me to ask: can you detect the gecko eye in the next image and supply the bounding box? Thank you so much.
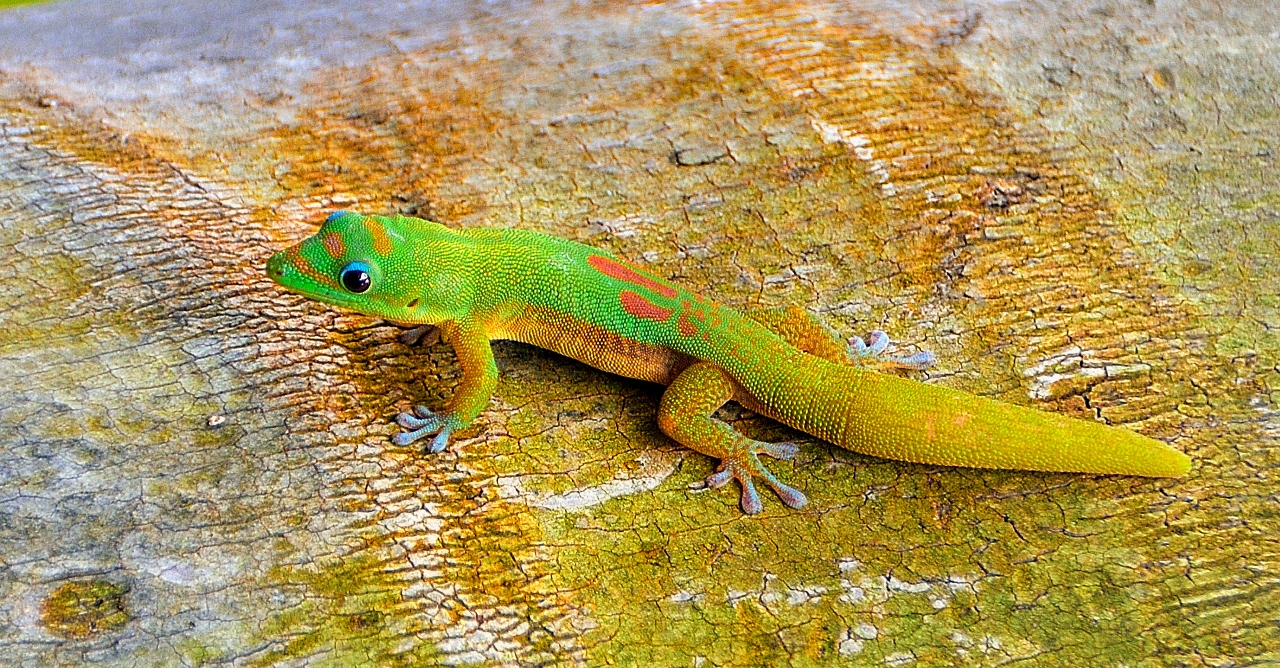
[325,210,350,224]
[339,261,372,293]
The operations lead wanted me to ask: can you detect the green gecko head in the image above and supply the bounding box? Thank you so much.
[266,211,465,324]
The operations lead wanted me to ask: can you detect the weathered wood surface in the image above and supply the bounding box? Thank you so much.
[1,0,1276,665]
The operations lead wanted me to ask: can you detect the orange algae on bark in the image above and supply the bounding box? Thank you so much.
[0,0,1272,666]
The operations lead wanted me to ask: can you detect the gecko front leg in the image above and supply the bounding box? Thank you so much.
[392,318,497,452]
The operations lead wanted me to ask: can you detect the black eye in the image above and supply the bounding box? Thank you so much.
[340,262,372,293]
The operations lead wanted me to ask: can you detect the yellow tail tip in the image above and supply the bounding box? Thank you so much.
[1143,447,1192,477]
[1111,434,1191,478]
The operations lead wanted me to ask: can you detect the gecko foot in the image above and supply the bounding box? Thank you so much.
[849,329,937,371]
[392,405,457,453]
[705,440,808,514]
[397,324,440,347]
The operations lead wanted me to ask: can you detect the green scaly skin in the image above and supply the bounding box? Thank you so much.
[266,212,1191,514]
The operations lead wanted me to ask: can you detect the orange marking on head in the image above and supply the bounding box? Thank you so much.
[288,246,337,288]
[362,218,393,256]
[678,312,698,337]
[693,307,705,321]
[322,232,345,259]
[620,290,675,321]
[588,255,677,298]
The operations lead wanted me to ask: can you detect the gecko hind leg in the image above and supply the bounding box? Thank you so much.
[745,306,850,363]
[746,306,935,371]
[658,362,807,514]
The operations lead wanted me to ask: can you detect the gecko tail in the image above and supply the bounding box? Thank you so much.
[824,368,1191,477]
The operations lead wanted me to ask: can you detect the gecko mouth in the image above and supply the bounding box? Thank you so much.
[282,284,364,310]
[266,252,363,310]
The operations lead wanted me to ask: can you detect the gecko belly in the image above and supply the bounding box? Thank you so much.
[497,306,693,386]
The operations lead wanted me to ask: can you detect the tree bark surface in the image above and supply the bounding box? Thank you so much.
[0,0,1275,665]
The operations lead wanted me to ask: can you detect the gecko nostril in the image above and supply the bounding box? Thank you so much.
[406,298,420,309]
[266,254,288,278]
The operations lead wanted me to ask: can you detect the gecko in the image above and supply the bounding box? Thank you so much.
[265,211,1191,514]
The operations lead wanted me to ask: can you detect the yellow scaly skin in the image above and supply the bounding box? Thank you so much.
[266,212,1191,514]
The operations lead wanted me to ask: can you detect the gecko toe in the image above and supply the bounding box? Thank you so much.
[865,329,890,355]
[426,428,452,454]
[705,466,734,489]
[392,408,453,450]
[849,331,937,373]
[770,481,808,509]
[704,460,763,512]
[705,449,805,514]
[392,426,434,447]
[748,453,808,509]
[848,335,869,358]
[849,330,890,358]
[758,441,799,460]
[889,351,937,370]
[739,476,764,514]
[397,411,438,430]
[397,405,445,430]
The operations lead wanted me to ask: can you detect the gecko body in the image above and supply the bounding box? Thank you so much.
[266,212,1190,513]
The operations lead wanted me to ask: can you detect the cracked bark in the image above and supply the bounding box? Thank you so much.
[0,0,1276,666]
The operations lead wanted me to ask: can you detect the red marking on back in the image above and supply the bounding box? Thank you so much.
[678,312,698,337]
[620,290,674,321]
[362,218,392,256]
[322,232,345,259]
[588,255,677,298]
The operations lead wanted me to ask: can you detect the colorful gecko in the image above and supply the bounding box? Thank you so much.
[266,212,1191,513]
